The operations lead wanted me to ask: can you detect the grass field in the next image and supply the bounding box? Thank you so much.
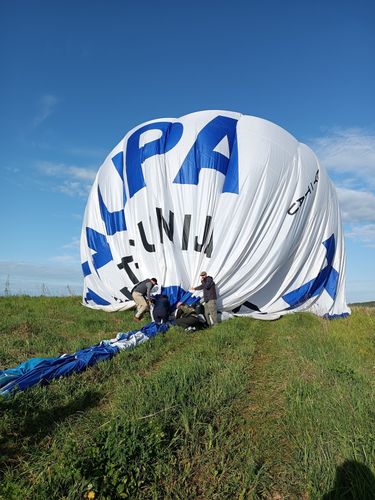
[0,296,374,499]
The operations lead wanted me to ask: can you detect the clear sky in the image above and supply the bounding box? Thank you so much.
[1,0,374,302]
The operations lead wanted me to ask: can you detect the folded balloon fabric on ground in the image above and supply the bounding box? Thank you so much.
[80,110,350,318]
[0,322,169,396]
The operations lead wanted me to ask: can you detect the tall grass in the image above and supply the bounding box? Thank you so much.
[0,297,374,498]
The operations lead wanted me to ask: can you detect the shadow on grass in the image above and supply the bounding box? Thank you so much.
[0,389,102,465]
[322,460,375,500]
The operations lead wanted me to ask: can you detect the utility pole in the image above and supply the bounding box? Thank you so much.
[4,275,10,296]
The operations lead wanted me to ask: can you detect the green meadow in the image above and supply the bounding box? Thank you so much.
[0,296,374,499]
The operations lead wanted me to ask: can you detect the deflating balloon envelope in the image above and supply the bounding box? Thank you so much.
[80,110,350,318]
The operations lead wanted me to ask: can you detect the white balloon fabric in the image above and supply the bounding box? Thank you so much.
[80,110,350,318]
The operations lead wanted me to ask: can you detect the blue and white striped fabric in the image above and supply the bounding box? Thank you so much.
[0,322,169,396]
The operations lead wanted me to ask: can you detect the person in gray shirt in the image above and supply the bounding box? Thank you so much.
[132,278,158,321]
[191,271,218,325]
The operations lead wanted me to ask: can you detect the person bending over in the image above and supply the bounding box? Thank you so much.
[151,294,171,324]
[132,278,158,322]
[175,302,208,331]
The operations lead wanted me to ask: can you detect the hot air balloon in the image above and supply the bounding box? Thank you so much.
[80,110,350,319]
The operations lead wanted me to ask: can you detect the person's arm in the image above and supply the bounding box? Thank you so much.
[145,282,153,300]
[194,284,204,291]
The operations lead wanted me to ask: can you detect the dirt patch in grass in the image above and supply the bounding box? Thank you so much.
[238,321,297,497]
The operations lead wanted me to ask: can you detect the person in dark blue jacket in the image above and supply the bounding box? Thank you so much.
[151,294,171,324]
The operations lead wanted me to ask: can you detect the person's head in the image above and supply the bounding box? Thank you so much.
[200,271,207,281]
[151,278,158,286]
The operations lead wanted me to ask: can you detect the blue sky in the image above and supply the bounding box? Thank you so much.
[1,0,374,302]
